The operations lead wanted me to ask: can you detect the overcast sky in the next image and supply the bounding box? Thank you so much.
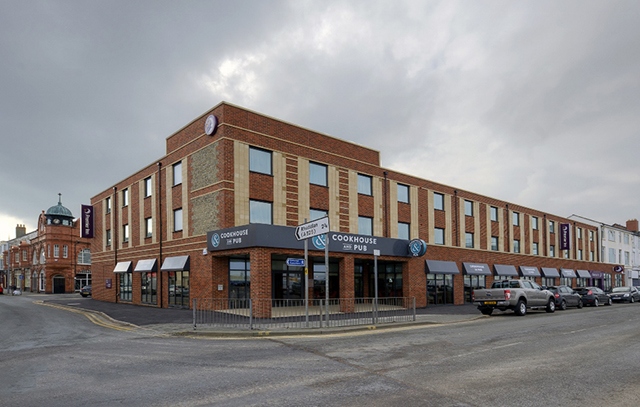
[1,0,639,240]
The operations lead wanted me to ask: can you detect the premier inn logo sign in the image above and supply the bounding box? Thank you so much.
[560,223,570,250]
[81,204,94,238]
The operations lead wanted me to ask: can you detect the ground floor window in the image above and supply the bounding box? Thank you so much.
[168,271,189,308]
[75,272,91,291]
[464,275,486,303]
[521,276,536,281]
[312,259,340,299]
[614,274,623,287]
[560,277,574,286]
[39,272,45,291]
[354,260,403,298]
[119,272,132,302]
[494,275,510,281]
[427,273,454,305]
[141,272,157,305]
[229,257,250,303]
[542,277,556,287]
[576,277,588,287]
[603,275,611,291]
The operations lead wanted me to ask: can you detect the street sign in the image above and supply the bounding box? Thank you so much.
[295,216,329,241]
[286,258,305,267]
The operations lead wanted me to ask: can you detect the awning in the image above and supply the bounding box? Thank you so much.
[576,269,591,278]
[494,264,518,276]
[113,261,132,273]
[520,266,541,277]
[134,258,158,272]
[426,260,460,274]
[561,269,577,278]
[160,255,190,272]
[541,267,560,278]
[462,262,491,275]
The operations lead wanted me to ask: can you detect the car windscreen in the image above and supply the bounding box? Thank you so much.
[611,287,630,292]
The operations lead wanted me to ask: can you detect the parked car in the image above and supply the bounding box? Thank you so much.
[547,285,583,310]
[574,287,611,307]
[609,286,640,303]
[80,285,92,297]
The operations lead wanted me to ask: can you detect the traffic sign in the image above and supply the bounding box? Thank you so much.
[295,216,329,240]
[286,258,305,267]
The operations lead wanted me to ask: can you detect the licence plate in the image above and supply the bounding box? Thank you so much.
[483,301,497,305]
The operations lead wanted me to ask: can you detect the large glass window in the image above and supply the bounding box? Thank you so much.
[249,147,272,175]
[173,208,183,232]
[464,275,486,303]
[250,200,272,224]
[173,162,182,185]
[434,193,444,211]
[168,271,190,308]
[119,272,132,302]
[434,228,445,245]
[427,273,454,305]
[309,162,327,186]
[397,184,409,203]
[358,216,373,236]
[357,174,372,195]
[230,257,250,303]
[141,272,157,305]
[398,222,410,240]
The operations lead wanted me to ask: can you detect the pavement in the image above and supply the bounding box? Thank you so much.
[19,292,486,337]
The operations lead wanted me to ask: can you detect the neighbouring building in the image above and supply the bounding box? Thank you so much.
[89,102,623,313]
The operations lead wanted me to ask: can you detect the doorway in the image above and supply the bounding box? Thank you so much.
[52,275,65,294]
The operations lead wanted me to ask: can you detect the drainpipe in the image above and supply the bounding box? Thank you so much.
[157,162,163,308]
[113,186,118,303]
[383,171,388,238]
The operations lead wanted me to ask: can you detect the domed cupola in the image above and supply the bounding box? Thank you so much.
[45,193,74,226]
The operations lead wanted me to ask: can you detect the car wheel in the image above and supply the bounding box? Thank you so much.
[594,298,599,307]
[480,308,493,316]
[546,299,556,313]
[607,298,612,306]
[577,300,583,309]
[560,300,567,311]
[514,299,527,316]
[631,297,635,304]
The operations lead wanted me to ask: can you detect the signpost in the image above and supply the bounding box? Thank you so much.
[295,217,329,241]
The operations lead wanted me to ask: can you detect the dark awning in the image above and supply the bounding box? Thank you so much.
[426,260,460,274]
[520,266,541,277]
[576,269,591,278]
[561,269,577,278]
[494,264,518,276]
[160,255,190,272]
[134,258,158,272]
[541,267,560,278]
[113,261,132,273]
[463,262,491,275]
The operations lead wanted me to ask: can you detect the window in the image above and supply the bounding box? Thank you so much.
[532,217,538,230]
[512,212,519,226]
[173,161,182,186]
[549,221,555,233]
[434,228,445,245]
[464,200,473,217]
[309,162,327,186]
[78,249,91,264]
[357,174,372,196]
[249,147,272,175]
[577,228,582,239]
[22,250,27,261]
[144,177,152,197]
[550,245,555,257]
[624,234,630,244]
[608,230,615,241]
[249,200,272,224]
[465,232,474,248]
[145,217,153,238]
[122,188,129,207]
[590,251,594,261]
[434,193,444,211]
[578,249,584,260]
[533,242,539,255]
[513,239,520,253]
[309,208,327,221]
[173,208,183,232]
[491,236,499,251]
[563,250,569,259]
[589,230,594,241]
[625,251,630,265]
[609,248,615,263]
[106,197,111,214]
[123,224,129,242]
[490,206,498,222]
[397,184,409,203]
[358,216,373,236]
[63,245,68,258]
[54,244,60,258]
[106,229,112,246]
[398,222,410,240]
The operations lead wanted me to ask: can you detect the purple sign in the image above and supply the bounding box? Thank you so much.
[560,223,570,250]
[81,204,94,238]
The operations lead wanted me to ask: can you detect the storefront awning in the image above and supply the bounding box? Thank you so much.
[494,264,518,276]
[520,266,541,277]
[561,269,577,278]
[160,255,190,272]
[541,267,560,278]
[426,260,460,274]
[576,269,591,278]
[462,262,491,275]
[113,261,132,273]
[134,258,158,272]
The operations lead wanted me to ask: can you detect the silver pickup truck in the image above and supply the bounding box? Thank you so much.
[472,279,556,316]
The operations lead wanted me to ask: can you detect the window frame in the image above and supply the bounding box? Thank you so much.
[397,184,409,204]
[122,188,129,207]
[434,193,444,211]
[465,232,474,248]
[249,200,273,225]
[358,216,373,236]
[144,177,152,198]
[398,222,410,240]
[434,227,445,245]
[309,162,328,187]
[512,212,519,226]
[490,206,498,222]
[145,217,153,238]
[173,208,183,232]
[357,174,372,196]
[249,147,272,175]
[173,162,183,186]
[464,200,473,217]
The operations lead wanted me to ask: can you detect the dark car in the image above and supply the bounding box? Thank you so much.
[575,286,611,307]
[80,285,92,297]
[609,286,640,303]
[547,285,583,310]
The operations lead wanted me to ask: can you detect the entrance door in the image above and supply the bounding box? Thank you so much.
[52,276,65,294]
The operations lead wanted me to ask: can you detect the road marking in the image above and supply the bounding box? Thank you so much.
[35,301,138,332]
[455,341,523,358]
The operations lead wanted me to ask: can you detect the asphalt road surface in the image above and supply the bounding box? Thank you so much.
[1,293,639,407]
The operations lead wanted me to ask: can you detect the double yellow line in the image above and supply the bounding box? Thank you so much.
[36,301,138,332]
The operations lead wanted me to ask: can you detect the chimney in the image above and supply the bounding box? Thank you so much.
[626,219,639,232]
[16,224,26,238]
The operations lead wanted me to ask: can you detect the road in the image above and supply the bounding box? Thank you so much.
[1,294,639,406]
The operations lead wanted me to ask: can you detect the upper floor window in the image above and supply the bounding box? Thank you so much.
[106,230,112,246]
[63,245,68,258]
[249,200,272,225]
[464,200,473,217]
[550,245,555,257]
[145,217,153,238]
[434,227,445,245]
[398,222,410,240]
[533,242,539,255]
[589,230,594,241]
[590,251,594,261]
[77,249,91,265]
[173,162,183,186]
[490,206,498,222]
[357,174,372,196]
[309,208,328,221]
[105,197,111,214]
[22,250,27,261]
[578,249,583,260]
[249,147,272,175]
[122,188,129,207]
[512,212,519,226]
[608,230,615,241]
[434,193,444,211]
[549,220,555,233]
[54,244,60,258]
[513,239,520,253]
[577,227,582,239]
[173,208,183,232]
[491,236,499,251]
[465,232,474,248]
[144,177,152,198]
[309,162,327,186]
[532,216,539,230]
[397,184,409,203]
[123,224,130,242]
[624,234,630,245]
[358,216,373,236]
